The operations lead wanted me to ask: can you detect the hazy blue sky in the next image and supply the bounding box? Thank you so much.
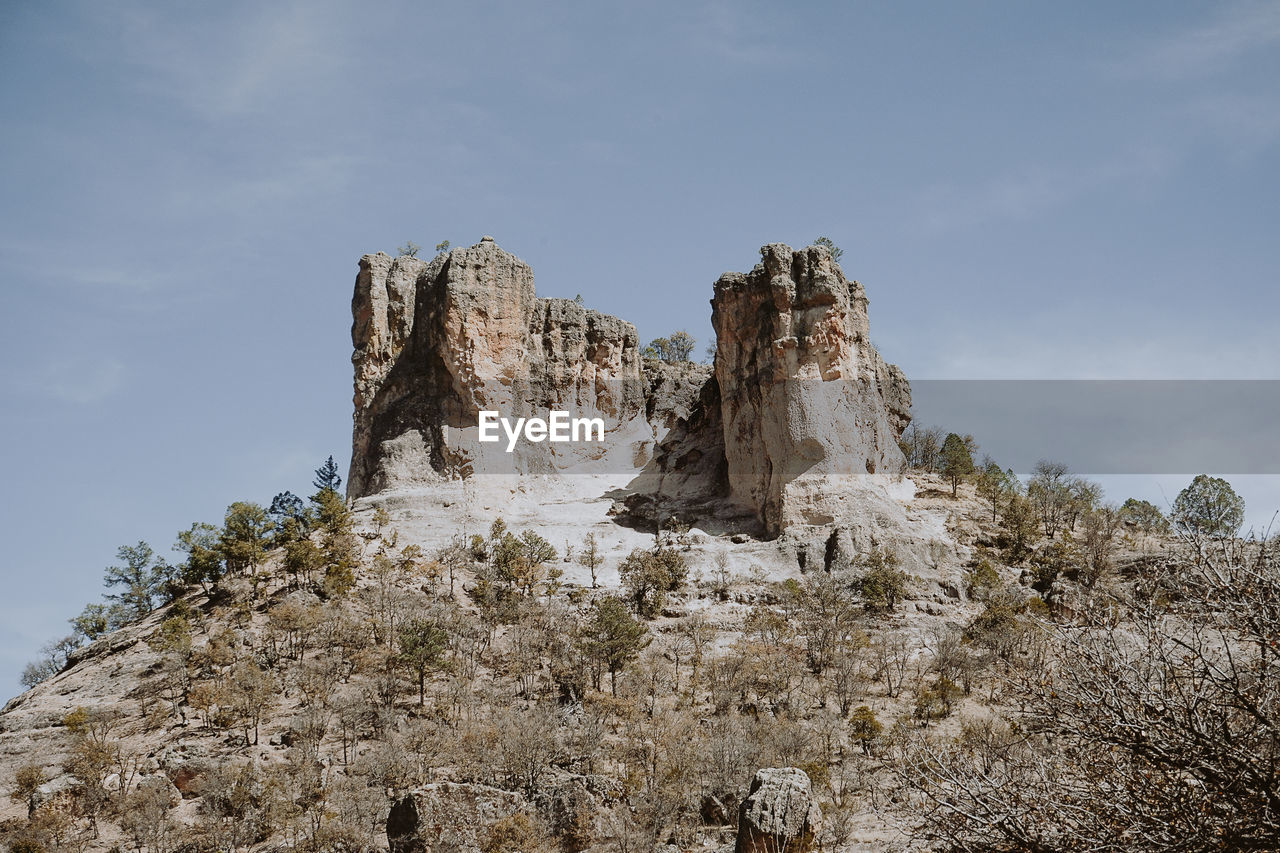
[2,1,1279,698]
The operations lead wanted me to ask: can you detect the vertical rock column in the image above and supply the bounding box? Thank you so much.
[711,243,911,535]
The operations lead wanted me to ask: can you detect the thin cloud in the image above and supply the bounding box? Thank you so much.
[681,0,800,66]
[1117,1,1280,79]
[38,358,125,404]
[1182,91,1280,158]
[0,239,201,297]
[201,153,364,212]
[0,243,162,292]
[106,1,351,118]
[916,148,1177,233]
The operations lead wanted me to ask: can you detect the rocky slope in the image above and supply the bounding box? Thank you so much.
[3,238,1008,853]
[0,471,1014,853]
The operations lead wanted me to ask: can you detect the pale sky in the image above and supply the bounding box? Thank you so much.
[2,1,1279,698]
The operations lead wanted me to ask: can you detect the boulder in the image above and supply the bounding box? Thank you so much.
[169,764,207,799]
[137,773,182,808]
[29,773,77,815]
[735,767,822,853]
[530,776,598,850]
[386,782,532,853]
[156,741,214,799]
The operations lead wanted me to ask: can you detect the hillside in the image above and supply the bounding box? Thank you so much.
[0,468,1006,851]
[2,239,1266,853]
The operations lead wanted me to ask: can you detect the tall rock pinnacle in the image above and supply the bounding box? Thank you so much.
[711,243,911,534]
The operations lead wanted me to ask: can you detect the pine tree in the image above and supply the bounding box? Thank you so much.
[975,460,1014,521]
[940,433,975,497]
[1002,493,1039,562]
[219,502,270,576]
[578,596,649,695]
[397,618,449,706]
[813,236,844,263]
[313,455,343,495]
[618,547,688,618]
[175,522,224,593]
[642,331,696,362]
[103,542,162,620]
[849,706,883,755]
[69,603,111,642]
[1173,474,1245,539]
[578,532,602,589]
[1121,498,1168,534]
[267,491,307,529]
[311,486,357,598]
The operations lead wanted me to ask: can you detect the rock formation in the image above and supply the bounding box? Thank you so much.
[349,238,912,540]
[0,239,986,853]
[349,237,648,497]
[736,767,822,853]
[712,243,911,535]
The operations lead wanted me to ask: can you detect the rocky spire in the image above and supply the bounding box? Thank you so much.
[710,243,911,534]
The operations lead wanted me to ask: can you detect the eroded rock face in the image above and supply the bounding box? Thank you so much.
[349,237,647,498]
[613,371,733,529]
[736,767,822,853]
[712,243,910,535]
[644,359,714,442]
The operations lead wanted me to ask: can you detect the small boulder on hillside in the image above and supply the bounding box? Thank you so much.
[387,782,531,853]
[735,767,822,853]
